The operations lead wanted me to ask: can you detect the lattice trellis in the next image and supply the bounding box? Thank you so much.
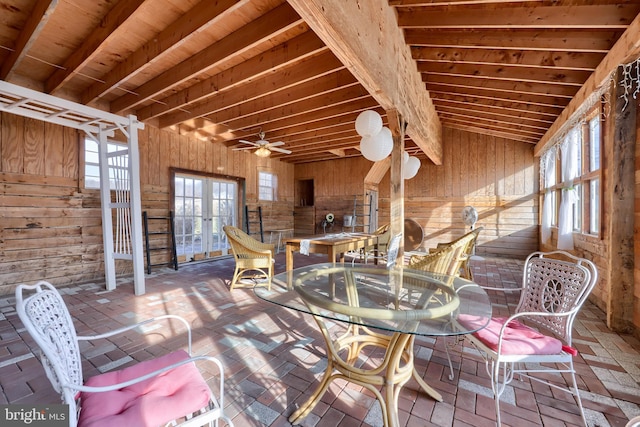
[0,81,146,294]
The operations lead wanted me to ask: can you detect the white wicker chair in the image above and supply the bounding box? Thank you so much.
[16,281,234,427]
[456,251,597,426]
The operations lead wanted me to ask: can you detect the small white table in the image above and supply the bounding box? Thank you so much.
[265,228,294,253]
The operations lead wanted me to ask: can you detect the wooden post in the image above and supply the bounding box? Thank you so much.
[387,109,406,263]
[607,66,636,332]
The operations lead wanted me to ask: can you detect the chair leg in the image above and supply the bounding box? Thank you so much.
[230,267,241,290]
[568,361,588,427]
[492,361,504,426]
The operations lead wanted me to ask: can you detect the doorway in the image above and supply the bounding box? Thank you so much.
[174,173,239,261]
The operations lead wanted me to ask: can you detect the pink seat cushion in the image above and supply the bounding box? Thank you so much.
[457,315,562,355]
[79,350,211,427]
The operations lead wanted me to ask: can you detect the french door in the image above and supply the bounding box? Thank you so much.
[174,174,238,261]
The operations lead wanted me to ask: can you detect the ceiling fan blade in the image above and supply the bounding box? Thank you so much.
[266,141,285,147]
[270,146,291,154]
[239,139,259,146]
[232,146,256,151]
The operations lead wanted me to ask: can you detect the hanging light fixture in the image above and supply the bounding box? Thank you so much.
[404,155,421,179]
[360,127,393,161]
[355,110,393,161]
[254,146,271,157]
[355,110,383,137]
[354,110,420,178]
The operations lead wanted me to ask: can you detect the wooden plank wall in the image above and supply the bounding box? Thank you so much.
[133,124,295,266]
[294,128,539,258]
[381,128,538,257]
[0,111,535,296]
[296,158,372,232]
[0,111,294,295]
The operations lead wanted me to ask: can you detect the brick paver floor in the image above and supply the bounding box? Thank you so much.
[1,253,639,426]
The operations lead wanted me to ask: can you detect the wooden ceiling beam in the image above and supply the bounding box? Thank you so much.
[205,68,357,127]
[433,102,554,128]
[158,50,345,127]
[243,113,380,142]
[430,91,561,117]
[412,47,603,71]
[271,122,354,143]
[136,30,327,121]
[536,10,640,154]
[0,0,58,81]
[45,0,146,94]
[419,62,591,86]
[436,107,550,131]
[403,29,621,53]
[440,115,544,138]
[397,5,639,29]
[219,86,371,130]
[425,76,576,102]
[391,0,535,5]
[111,3,303,113]
[286,0,443,165]
[442,123,539,144]
[223,97,379,137]
[216,98,379,140]
[82,0,245,105]
[270,134,360,152]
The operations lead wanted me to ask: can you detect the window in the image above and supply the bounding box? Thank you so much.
[84,138,129,190]
[588,116,601,234]
[258,171,277,201]
[540,108,601,238]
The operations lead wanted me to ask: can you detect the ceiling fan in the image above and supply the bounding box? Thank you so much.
[233,131,291,157]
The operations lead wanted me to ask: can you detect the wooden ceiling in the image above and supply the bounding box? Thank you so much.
[1,0,639,164]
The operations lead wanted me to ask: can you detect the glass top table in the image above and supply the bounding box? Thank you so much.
[255,263,492,427]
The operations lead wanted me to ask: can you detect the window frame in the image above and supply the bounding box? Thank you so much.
[541,106,602,237]
[258,170,277,202]
[83,137,129,191]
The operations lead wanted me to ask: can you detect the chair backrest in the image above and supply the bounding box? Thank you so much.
[15,281,83,407]
[385,233,403,268]
[374,228,391,251]
[517,251,598,345]
[408,243,460,276]
[433,227,483,278]
[223,225,273,258]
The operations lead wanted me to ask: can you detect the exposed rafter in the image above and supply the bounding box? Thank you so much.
[286,0,443,165]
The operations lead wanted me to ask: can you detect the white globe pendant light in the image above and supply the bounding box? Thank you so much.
[360,126,392,161]
[404,156,421,179]
[355,110,383,137]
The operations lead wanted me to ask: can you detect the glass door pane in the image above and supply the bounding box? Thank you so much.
[175,174,238,260]
[174,176,204,261]
[209,179,237,254]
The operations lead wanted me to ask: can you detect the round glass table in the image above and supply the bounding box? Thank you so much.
[255,263,492,427]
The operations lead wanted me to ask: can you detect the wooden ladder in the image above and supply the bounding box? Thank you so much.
[143,211,178,274]
[244,205,265,242]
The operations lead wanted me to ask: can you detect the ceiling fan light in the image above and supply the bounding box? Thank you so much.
[355,110,383,137]
[254,146,271,157]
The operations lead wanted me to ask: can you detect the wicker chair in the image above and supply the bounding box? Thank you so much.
[407,243,461,276]
[223,225,275,290]
[430,227,483,279]
[16,281,233,427]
